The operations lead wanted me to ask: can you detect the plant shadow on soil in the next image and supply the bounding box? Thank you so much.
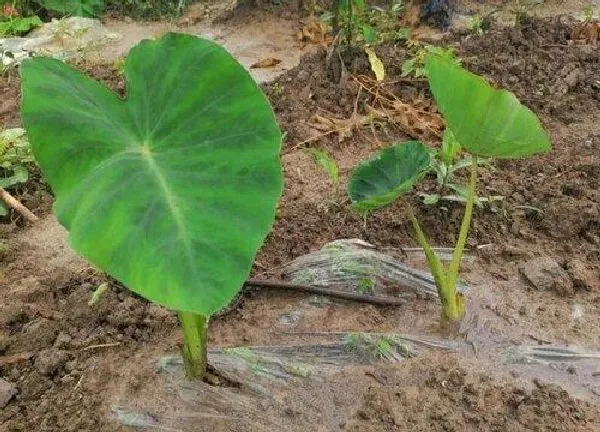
[0,12,599,432]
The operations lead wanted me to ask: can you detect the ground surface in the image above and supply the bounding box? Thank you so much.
[1,1,600,431]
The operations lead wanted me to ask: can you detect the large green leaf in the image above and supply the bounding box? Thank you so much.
[425,56,551,159]
[21,33,283,316]
[37,0,104,17]
[349,141,431,213]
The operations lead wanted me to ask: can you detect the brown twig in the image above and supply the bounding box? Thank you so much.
[0,187,38,223]
[244,279,410,306]
[82,342,121,351]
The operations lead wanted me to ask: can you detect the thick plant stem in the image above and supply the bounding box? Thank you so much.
[447,157,478,289]
[177,311,208,379]
[408,206,465,322]
[408,209,446,289]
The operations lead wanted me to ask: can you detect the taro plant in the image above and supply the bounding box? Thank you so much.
[348,56,550,321]
[20,33,283,379]
[420,129,502,207]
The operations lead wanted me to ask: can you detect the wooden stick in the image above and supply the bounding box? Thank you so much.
[244,279,411,306]
[0,187,38,223]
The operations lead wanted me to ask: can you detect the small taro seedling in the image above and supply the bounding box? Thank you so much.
[348,56,550,321]
[20,33,283,379]
[421,129,502,208]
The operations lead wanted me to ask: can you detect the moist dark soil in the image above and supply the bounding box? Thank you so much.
[0,14,599,432]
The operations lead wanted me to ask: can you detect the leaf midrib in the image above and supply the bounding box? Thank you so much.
[141,148,196,277]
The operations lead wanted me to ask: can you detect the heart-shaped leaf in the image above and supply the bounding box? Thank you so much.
[21,33,283,316]
[349,141,431,213]
[425,56,551,159]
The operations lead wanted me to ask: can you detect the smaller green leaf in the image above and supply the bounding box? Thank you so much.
[0,175,23,189]
[401,58,416,77]
[440,129,461,165]
[447,183,469,198]
[421,193,440,205]
[37,0,104,17]
[88,282,109,306]
[349,141,431,213]
[305,148,339,186]
[449,157,474,173]
[0,16,42,36]
[395,27,410,40]
[0,202,7,217]
[362,25,378,45]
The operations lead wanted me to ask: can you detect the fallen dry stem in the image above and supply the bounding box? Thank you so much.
[0,187,39,223]
[354,75,444,142]
[244,279,411,305]
[293,86,369,149]
[82,342,121,351]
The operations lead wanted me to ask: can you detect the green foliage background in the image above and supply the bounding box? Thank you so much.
[1,0,190,19]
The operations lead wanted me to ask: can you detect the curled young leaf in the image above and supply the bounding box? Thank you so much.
[425,56,551,159]
[349,140,431,213]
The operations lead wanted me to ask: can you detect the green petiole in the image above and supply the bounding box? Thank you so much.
[408,157,477,321]
[177,311,209,379]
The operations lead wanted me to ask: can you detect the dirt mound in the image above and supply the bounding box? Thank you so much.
[345,359,599,432]
[265,16,600,274]
[459,17,600,124]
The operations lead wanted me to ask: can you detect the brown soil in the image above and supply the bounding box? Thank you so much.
[344,356,598,432]
[1,10,600,432]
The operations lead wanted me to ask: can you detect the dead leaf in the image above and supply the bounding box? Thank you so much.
[309,112,370,142]
[177,13,203,26]
[297,15,333,47]
[250,57,282,69]
[572,21,599,45]
[364,47,385,81]
[1,4,19,18]
[356,76,444,143]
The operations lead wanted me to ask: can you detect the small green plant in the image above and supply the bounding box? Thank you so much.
[0,128,35,216]
[580,4,597,23]
[21,34,283,379]
[401,44,459,78]
[270,82,285,96]
[0,14,41,36]
[420,130,503,207]
[466,9,498,35]
[510,0,544,27]
[343,332,406,361]
[356,277,374,294]
[348,56,550,321]
[304,147,339,186]
[88,282,109,305]
[37,0,105,17]
[467,15,484,34]
[322,0,406,46]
